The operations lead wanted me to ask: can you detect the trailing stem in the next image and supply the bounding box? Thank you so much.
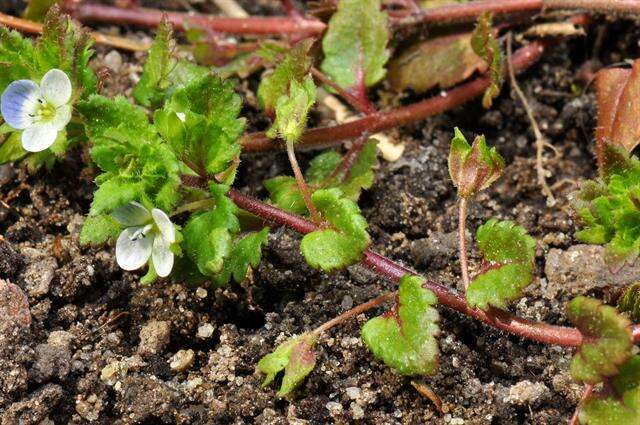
[569,384,594,425]
[458,197,471,291]
[241,40,546,152]
[311,67,377,116]
[220,186,640,347]
[285,140,322,223]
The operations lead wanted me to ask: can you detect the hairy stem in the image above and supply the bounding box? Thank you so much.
[0,11,150,52]
[286,140,322,223]
[241,40,546,152]
[326,133,370,183]
[61,1,326,36]
[222,187,640,347]
[311,67,377,115]
[312,292,395,336]
[569,384,594,425]
[458,197,471,291]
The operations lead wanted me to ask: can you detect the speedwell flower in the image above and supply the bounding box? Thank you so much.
[113,202,176,278]
[0,69,72,152]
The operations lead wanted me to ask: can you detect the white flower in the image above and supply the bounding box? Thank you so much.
[113,202,176,277]
[0,69,72,152]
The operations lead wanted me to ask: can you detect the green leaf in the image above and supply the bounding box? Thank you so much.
[470,12,503,108]
[362,275,440,375]
[161,75,245,176]
[321,0,390,92]
[257,333,317,397]
[448,127,504,197]
[133,20,208,109]
[579,355,640,424]
[0,27,36,93]
[36,5,96,95]
[0,133,28,164]
[265,75,316,144]
[567,296,633,385]
[24,0,57,21]
[79,95,182,214]
[80,215,121,246]
[264,176,307,215]
[213,228,270,285]
[182,184,240,276]
[618,282,640,323]
[466,219,536,310]
[300,188,370,271]
[257,39,313,116]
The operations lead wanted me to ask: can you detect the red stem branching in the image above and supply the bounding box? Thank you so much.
[241,40,546,152]
[311,67,377,115]
[224,187,640,348]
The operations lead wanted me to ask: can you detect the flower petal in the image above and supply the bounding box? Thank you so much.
[0,80,40,130]
[116,226,153,271]
[50,104,71,131]
[152,235,174,277]
[21,124,57,152]
[152,208,175,244]
[40,69,72,107]
[112,201,150,227]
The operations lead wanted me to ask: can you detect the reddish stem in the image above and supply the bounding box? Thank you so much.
[285,141,322,223]
[311,67,377,115]
[569,384,594,425]
[225,188,640,348]
[241,40,545,152]
[458,197,471,291]
[61,1,326,36]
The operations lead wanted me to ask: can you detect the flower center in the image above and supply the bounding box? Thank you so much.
[129,224,155,241]
[30,99,57,123]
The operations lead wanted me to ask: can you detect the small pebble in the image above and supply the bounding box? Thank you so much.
[197,323,215,339]
[169,349,195,372]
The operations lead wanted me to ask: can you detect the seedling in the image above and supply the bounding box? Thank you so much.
[1,2,639,423]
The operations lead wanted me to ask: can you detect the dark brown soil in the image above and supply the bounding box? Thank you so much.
[2,2,640,424]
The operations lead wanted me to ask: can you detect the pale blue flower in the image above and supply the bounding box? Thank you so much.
[1,69,72,152]
[113,202,176,277]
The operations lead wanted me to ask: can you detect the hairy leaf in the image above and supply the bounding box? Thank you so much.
[257,333,317,396]
[466,219,536,310]
[321,0,389,93]
[567,296,633,385]
[572,148,640,270]
[388,32,487,93]
[618,282,640,323]
[579,355,640,424]
[470,12,502,108]
[264,176,307,215]
[182,184,239,277]
[213,228,270,285]
[0,133,28,164]
[266,75,316,144]
[300,188,370,271]
[595,59,640,153]
[160,74,245,176]
[133,20,208,109]
[448,127,504,197]
[80,215,121,246]
[0,27,36,93]
[258,39,313,116]
[79,95,182,214]
[362,275,440,375]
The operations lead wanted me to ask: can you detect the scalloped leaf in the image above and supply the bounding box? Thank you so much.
[470,12,503,108]
[362,275,440,375]
[567,296,633,385]
[300,188,370,271]
[579,355,640,424]
[257,333,317,397]
[265,75,316,144]
[466,219,536,310]
[321,0,389,95]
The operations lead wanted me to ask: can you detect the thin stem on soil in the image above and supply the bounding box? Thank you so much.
[312,292,396,336]
[241,40,546,152]
[326,133,370,183]
[60,1,326,36]
[506,34,556,206]
[281,0,303,19]
[0,11,150,52]
[311,67,377,116]
[286,140,322,223]
[218,187,640,347]
[569,384,594,425]
[458,197,471,291]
